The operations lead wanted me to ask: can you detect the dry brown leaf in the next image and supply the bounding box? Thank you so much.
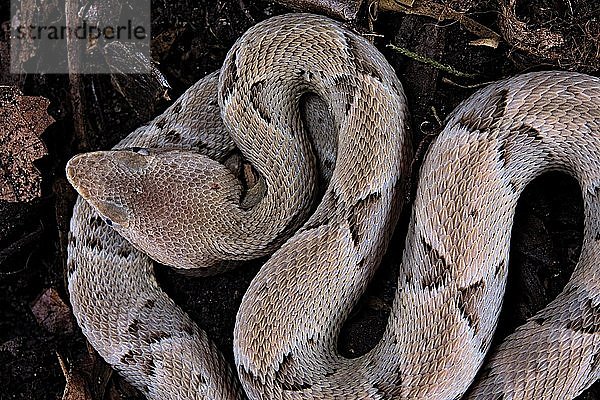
[61,371,94,400]
[0,86,53,202]
[31,288,75,334]
[58,353,94,400]
[498,0,600,70]
[151,26,188,61]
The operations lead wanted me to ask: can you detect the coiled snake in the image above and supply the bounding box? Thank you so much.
[65,13,600,400]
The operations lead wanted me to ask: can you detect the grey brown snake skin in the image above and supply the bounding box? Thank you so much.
[65,13,600,400]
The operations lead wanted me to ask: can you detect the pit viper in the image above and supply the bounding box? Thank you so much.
[65,13,600,400]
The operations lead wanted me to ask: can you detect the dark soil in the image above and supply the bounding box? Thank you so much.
[1,0,599,399]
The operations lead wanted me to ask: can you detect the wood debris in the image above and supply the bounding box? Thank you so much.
[379,0,501,48]
[499,0,600,70]
[273,0,364,21]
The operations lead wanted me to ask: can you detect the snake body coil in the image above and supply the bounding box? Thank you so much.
[66,13,600,400]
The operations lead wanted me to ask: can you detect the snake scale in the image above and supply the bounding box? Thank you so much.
[65,13,600,400]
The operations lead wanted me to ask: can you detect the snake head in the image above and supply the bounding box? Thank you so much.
[66,149,151,229]
[66,148,242,269]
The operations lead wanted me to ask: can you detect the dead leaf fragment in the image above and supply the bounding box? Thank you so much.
[31,288,74,334]
[498,0,600,70]
[58,353,94,400]
[61,369,94,400]
[0,86,53,202]
[151,26,188,61]
[58,342,138,400]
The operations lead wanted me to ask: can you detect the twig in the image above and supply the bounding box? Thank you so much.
[430,106,442,126]
[441,76,494,89]
[65,0,88,151]
[238,0,256,24]
[387,44,478,78]
[378,0,501,48]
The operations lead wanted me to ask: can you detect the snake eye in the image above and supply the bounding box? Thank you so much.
[130,147,150,156]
